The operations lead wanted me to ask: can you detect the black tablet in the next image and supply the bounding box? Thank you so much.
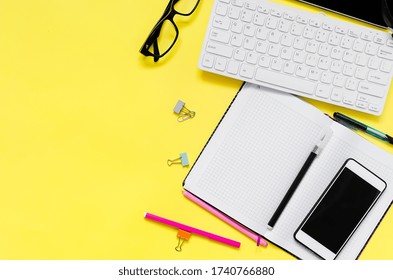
[298,0,391,29]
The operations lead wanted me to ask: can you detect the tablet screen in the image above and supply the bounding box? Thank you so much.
[299,0,388,28]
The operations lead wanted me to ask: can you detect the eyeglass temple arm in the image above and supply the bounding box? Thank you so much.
[381,0,393,37]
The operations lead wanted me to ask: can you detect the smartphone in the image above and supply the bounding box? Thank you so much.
[294,159,386,260]
[298,0,389,29]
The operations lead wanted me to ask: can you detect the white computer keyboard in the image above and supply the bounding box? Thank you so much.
[198,0,393,115]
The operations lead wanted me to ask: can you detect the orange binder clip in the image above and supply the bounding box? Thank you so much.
[175,229,192,252]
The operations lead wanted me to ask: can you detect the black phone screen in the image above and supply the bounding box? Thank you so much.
[299,0,387,28]
[301,168,381,254]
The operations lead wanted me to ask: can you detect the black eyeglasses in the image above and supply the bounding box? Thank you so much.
[140,0,200,62]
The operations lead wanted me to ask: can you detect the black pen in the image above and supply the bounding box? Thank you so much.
[334,112,393,145]
[267,130,332,230]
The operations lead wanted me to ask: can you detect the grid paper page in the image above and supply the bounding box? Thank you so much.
[185,84,332,235]
[266,123,393,259]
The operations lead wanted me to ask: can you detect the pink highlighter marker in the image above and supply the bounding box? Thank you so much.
[183,191,268,247]
[144,212,241,248]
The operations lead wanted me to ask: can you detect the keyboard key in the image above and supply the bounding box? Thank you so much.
[239,63,254,78]
[278,19,291,33]
[231,34,243,46]
[322,22,334,31]
[348,29,360,38]
[361,31,374,41]
[244,25,256,36]
[318,57,330,70]
[259,55,271,67]
[345,78,358,90]
[234,48,246,60]
[341,37,354,49]
[256,27,268,40]
[202,54,215,68]
[356,100,368,109]
[331,88,343,102]
[343,92,356,106]
[244,37,256,50]
[256,41,268,53]
[333,75,346,87]
[365,42,378,55]
[335,26,346,35]
[280,48,292,60]
[284,11,295,21]
[355,53,368,66]
[281,34,294,47]
[368,71,389,85]
[216,3,229,16]
[303,26,316,39]
[374,34,386,45]
[293,50,306,63]
[206,41,233,57]
[210,29,231,43]
[268,30,281,43]
[331,60,343,73]
[331,47,344,60]
[296,16,308,25]
[305,41,318,53]
[309,19,321,28]
[380,61,393,73]
[266,16,279,29]
[271,58,283,71]
[255,68,315,94]
[290,23,304,36]
[369,104,380,112]
[246,52,259,64]
[231,21,243,33]
[228,6,241,19]
[343,64,355,76]
[244,1,257,10]
[232,0,244,7]
[241,10,253,22]
[355,67,368,80]
[308,68,321,81]
[283,61,296,74]
[358,82,384,97]
[296,65,309,78]
[315,30,328,43]
[343,50,356,63]
[257,5,270,14]
[368,57,380,70]
[305,54,318,66]
[253,13,266,26]
[315,84,331,98]
[321,71,334,84]
[227,60,240,74]
[270,9,283,17]
[294,37,307,50]
[353,39,366,52]
[268,44,281,57]
[213,16,231,30]
[215,57,227,71]
[378,46,393,61]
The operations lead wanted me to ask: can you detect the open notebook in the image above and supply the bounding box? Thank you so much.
[183,83,393,260]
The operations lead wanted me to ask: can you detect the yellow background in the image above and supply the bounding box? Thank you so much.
[0,0,392,259]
